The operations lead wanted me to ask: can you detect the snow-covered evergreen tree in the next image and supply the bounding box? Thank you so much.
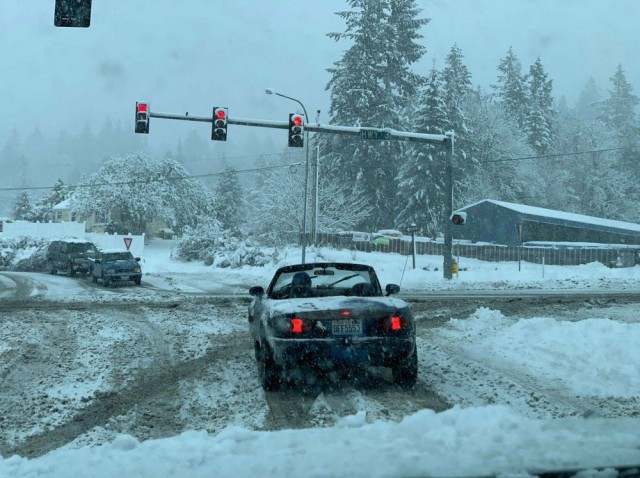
[0,128,21,177]
[442,44,476,207]
[442,44,472,133]
[463,88,539,205]
[385,0,428,104]
[492,47,528,128]
[598,64,640,211]
[574,77,602,120]
[600,64,639,132]
[48,179,70,207]
[525,57,555,155]
[214,166,244,235]
[395,67,448,235]
[554,108,632,220]
[319,0,429,230]
[29,180,70,223]
[12,191,34,221]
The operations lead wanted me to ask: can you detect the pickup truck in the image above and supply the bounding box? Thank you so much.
[90,250,142,287]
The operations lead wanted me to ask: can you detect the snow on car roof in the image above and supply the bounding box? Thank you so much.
[277,262,373,271]
[59,237,94,243]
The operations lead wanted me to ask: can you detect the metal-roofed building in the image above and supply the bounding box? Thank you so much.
[452,199,640,246]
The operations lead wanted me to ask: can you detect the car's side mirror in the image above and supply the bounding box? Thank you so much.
[249,286,264,296]
[135,257,141,262]
[385,284,400,295]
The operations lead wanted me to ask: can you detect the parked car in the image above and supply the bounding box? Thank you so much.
[46,239,98,276]
[248,262,417,390]
[371,229,404,246]
[376,229,403,238]
[90,250,142,286]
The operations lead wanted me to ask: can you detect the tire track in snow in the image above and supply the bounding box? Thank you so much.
[1,313,250,458]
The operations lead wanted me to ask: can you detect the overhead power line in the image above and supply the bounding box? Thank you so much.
[0,161,304,193]
[487,147,626,163]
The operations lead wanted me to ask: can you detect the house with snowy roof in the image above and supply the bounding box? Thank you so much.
[52,198,170,237]
[451,199,640,246]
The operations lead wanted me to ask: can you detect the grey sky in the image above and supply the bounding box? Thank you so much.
[1,0,638,151]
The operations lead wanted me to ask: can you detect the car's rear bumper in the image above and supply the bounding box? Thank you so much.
[270,336,415,369]
[72,260,91,273]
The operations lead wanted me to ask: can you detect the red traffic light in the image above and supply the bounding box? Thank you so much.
[288,113,304,148]
[212,107,228,141]
[135,102,150,134]
[451,212,467,225]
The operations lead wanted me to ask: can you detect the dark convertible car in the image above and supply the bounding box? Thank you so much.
[248,262,417,390]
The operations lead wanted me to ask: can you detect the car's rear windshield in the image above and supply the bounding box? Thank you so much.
[67,243,97,253]
[103,252,134,261]
[270,265,380,299]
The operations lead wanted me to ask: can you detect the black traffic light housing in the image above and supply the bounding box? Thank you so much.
[54,0,92,28]
[212,107,228,141]
[288,113,304,147]
[451,211,467,225]
[135,102,150,134]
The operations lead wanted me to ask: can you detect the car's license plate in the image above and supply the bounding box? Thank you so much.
[332,319,362,335]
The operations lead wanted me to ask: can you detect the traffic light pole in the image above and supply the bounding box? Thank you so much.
[444,133,454,280]
[149,111,449,142]
[144,109,455,278]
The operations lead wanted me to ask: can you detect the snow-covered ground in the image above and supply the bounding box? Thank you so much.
[1,239,639,477]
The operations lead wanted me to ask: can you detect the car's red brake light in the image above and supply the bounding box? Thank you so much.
[291,318,304,334]
[390,315,402,331]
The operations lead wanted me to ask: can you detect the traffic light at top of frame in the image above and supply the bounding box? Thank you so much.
[288,113,304,148]
[54,0,92,27]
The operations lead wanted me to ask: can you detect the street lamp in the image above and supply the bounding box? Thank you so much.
[265,88,311,264]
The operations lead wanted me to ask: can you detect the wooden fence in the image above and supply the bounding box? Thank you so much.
[309,233,639,267]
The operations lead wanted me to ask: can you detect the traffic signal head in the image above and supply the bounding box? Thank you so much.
[54,0,92,28]
[288,113,304,147]
[135,102,150,134]
[212,107,228,141]
[451,211,467,225]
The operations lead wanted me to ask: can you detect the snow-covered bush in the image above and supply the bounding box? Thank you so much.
[173,221,276,268]
[213,239,275,268]
[0,237,50,271]
[172,220,223,262]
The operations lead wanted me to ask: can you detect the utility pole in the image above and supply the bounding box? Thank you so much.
[312,144,320,246]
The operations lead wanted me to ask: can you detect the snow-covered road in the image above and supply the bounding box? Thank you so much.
[1,243,640,476]
[1,292,638,461]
